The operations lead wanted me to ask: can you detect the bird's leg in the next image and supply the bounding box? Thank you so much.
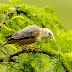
[19,45,27,49]
[32,47,37,52]
[25,45,28,49]
[27,46,40,52]
[19,45,40,51]
[28,46,40,49]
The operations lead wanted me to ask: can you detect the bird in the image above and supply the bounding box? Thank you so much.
[0,26,55,48]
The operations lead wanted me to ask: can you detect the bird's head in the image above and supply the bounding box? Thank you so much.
[41,28,56,41]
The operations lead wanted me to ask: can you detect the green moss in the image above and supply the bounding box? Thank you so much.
[0,3,72,72]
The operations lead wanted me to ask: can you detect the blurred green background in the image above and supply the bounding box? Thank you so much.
[0,0,72,31]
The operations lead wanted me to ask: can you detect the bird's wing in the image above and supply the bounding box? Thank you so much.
[6,26,40,41]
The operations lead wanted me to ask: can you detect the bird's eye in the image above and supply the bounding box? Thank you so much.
[49,33,50,34]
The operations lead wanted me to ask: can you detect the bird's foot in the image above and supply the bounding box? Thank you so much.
[19,45,27,50]
[27,46,40,52]
[19,45,40,52]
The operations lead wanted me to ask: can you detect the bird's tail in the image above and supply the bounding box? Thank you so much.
[0,42,8,48]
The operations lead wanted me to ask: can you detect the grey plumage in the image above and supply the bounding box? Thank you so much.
[0,26,40,48]
[0,26,55,48]
[6,26,40,40]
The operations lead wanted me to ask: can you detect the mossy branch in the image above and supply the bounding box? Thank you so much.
[16,10,31,18]
[1,7,30,26]
[1,7,19,24]
[0,48,56,62]
[0,48,70,72]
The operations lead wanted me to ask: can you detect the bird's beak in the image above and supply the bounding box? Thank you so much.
[53,37,56,42]
[50,35,56,42]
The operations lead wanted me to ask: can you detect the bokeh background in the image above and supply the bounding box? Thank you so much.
[0,0,72,31]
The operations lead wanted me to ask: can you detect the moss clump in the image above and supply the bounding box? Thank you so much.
[0,3,72,72]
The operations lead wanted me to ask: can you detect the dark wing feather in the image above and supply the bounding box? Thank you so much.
[6,35,12,38]
[6,26,40,41]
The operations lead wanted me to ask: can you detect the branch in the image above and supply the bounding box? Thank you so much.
[16,10,31,18]
[60,60,70,72]
[1,7,19,24]
[10,48,56,57]
[0,48,56,62]
[0,48,70,72]
[0,57,17,62]
[0,7,31,28]
[16,10,27,15]
[1,11,8,24]
[8,7,19,14]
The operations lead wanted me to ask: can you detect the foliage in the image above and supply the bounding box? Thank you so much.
[0,1,72,72]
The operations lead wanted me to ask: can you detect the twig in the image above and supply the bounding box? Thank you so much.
[16,10,31,18]
[1,7,19,24]
[9,58,17,62]
[0,57,17,62]
[16,10,27,15]
[8,7,19,14]
[41,23,45,28]
[0,50,6,55]
[1,11,8,24]
[60,60,70,72]
[0,7,31,28]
